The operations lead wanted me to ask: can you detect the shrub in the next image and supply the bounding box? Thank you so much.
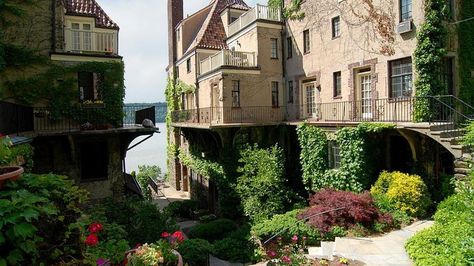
[0,174,87,265]
[187,219,237,243]
[83,222,130,265]
[252,209,320,245]
[177,238,212,266]
[91,197,178,245]
[298,189,391,237]
[212,226,257,263]
[371,171,432,217]
[236,144,291,223]
[165,200,198,219]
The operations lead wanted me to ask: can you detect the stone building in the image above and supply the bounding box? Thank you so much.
[0,0,157,200]
[168,0,469,212]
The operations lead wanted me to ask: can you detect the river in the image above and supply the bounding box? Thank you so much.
[125,122,167,174]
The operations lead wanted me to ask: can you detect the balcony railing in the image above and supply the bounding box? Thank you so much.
[64,29,118,55]
[200,50,257,75]
[0,101,155,135]
[228,4,282,36]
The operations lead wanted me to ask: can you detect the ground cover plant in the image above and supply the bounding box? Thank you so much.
[187,218,237,243]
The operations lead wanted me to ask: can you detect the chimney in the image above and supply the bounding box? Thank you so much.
[168,0,183,71]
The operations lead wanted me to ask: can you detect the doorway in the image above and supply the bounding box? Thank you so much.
[357,72,372,119]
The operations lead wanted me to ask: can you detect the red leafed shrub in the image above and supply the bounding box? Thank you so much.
[298,189,392,233]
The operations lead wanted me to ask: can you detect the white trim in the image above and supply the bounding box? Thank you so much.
[198,69,260,82]
[226,21,283,44]
[50,54,122,63]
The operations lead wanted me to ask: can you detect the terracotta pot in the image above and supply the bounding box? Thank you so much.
[0,166,24,189]
[172,250,184,266]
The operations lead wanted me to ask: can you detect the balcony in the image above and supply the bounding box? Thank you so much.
[200,50,257,75]
[228,4,282,37]
[64,29,118,55]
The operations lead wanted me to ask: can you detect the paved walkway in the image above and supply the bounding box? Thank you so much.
[333,220,434,266]
[151,182,190,210]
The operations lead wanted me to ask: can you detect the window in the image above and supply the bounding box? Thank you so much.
[440,57,454,95]
[400,0,412,21]
[288,81,294,103]
[305,84,315,115]
[272,81,279,107]
[230,16,238,23]
[390,57,413,98]
[271,38,278,59]
[72,23,81,50]
[332,16,341,38]
[303,30,310,53]
[232,80,240,108]
[78,72,101,101]
[328,141,341,169]
[287,37,293,58]
[186,58,191,73]
[176,28,181,42]
[447,0,455,20]
[80,141,108,181]
[82,24,92,51]
[333,71,342,97]
[71,23,91,51]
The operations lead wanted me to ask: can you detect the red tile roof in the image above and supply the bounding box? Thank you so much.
[65,0,119,29]
[195,0,249,50]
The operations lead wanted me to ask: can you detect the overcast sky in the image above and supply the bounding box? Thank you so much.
[99,0,266,103]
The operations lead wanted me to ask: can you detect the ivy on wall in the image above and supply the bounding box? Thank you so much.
[458,1,474,104]
[297,123,394,193]
[268,0,304,20]
[413,0,448,121]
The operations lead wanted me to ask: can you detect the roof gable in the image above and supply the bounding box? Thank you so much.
[65,0,119,29]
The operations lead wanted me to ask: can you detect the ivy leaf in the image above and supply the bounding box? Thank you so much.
[19,208,40,222]
[6,249,23,265]
[12,223,37,239]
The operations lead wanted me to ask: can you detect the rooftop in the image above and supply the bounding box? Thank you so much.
[65,0,119,29]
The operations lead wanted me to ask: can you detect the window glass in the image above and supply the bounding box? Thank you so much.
[332,16,341,38]
[232,80,240,108]
[334,71,342,97]
[400,0,412,21]
[287,37,293,58]
[271,38,278,59]
[288,81,294,103]
[328,141,341,169]
[390,57,413,98]
[303,30,310,53]
[272,81,279,107]
[306,84,315,115]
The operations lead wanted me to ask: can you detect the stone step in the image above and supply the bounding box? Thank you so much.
[307,241,335,260]
[429,123,455,132]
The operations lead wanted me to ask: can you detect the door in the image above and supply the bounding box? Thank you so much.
[304,83,317,119]
[78,72,94,101]
[358,72,372,119]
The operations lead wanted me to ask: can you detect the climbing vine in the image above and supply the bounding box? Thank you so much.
[458,1,474,104]
[413,0,448,121]
[297,123,394,192]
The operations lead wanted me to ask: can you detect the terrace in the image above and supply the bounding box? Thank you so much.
[227,4,282,37]
[64,29,118,55]
[199,50,257,75]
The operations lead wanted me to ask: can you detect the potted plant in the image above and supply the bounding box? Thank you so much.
[0,134,24,188]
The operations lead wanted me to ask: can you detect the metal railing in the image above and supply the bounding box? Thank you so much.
[200,50,257,75]
[64,29,118,55]
[228,4,282,36]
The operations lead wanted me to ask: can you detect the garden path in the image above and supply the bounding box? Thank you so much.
[330,220,434,265]
[151,182,190,210]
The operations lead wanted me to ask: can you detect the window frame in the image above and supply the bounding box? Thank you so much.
[389,57,413,98]
[333,71,342,98]
[186,58,192,73]
[288,80,294,103]
[271,38,278,59]
[272,81,279,108]
[287,37,293,59]
[303,29,310,54]
[400,0,412,22]
[232,80,241,108]
[332,16,341,38]
[328,141,341,169]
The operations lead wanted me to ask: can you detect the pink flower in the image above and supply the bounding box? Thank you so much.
[266,250,278,258]
[161,231,170,238]
[291,235,298,242]
[88,222,103,233]
[281,255,292,264]
[171,231,185,243]
[85,234,99,246]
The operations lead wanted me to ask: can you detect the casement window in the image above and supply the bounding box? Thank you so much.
[78,72,101,101]
[288,80,294,103]
[71,23,91,51]
[328,141,341,169]
[333,71,342,97]
[400,0,412,21]
[332,16,341,38]
[271,38,278,59]
[390,57,413,98]
[186,58,191,73]
[232,80,240,108]
[272,81,279,107]
[287,37,293,59]
[305,84,316,115]
[80,141,108,181]
[303,29,310,53]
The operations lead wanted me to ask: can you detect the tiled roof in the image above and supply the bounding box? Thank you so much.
[194,0,249,50]
[65,0,119,29]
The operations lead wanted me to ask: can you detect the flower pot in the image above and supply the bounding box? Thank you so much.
[0,166,24,189]
[173,250,184,266]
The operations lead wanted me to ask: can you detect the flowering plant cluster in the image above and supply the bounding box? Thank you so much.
[265,235,310,266]
[85,222,104,246]
[126,231,184,266]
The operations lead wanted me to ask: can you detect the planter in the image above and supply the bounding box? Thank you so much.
[125,248,183,266]
[0,166,24,189]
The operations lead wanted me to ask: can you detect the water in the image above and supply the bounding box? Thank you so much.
[125,123,167,174]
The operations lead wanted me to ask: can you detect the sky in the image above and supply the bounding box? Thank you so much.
[99,0,266,103]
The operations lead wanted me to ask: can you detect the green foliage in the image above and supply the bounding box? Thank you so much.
[0,141,34,171]
[251,209,320,245]
[237,144,291,222]
[177,238,212,266]
[0,136,12,165]
[458,1,474,104]
[136,165,162,200]
[127,241,178,266]
[413,0,448,121]
[371,171,432,217]
[188,219,237,243]
[0,174,87,265]
[212,226,257,263]
[164,200,198,219]
[83,223,130,265]
[89,197,178,246]
[406,176,474,265]
[462,121,474,147]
